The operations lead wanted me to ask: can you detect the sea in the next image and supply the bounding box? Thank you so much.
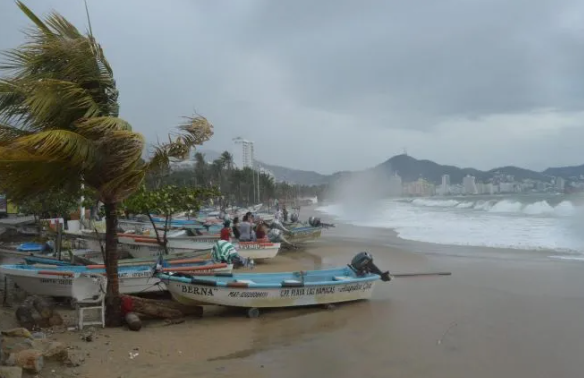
[316,194,584,261]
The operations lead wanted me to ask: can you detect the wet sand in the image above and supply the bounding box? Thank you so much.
[3,216,584,377]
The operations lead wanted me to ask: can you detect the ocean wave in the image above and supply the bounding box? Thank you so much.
[315,201,584,254]
[409,198,576,216]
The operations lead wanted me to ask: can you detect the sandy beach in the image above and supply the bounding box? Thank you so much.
[2,210,584,378]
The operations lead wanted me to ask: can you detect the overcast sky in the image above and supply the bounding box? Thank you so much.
[2,0,584,174]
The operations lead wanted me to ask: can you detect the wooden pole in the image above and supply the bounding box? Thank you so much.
[392,272,452,278]
[56,220,62,261]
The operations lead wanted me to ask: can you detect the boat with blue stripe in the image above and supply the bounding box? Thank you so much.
[158,252,390,317]
[0,258,233,297]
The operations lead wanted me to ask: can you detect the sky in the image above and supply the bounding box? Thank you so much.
[2,0,584,174]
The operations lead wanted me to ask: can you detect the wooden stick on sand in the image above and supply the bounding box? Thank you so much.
[392,272,452,278]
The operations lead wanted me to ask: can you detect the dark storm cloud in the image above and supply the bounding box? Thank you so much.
[1,0,584,173]
[239,0,584,120]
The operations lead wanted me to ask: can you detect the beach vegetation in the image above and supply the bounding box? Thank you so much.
[0,1,213,325]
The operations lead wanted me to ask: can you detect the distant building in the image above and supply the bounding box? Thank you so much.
[555,177,566,192]
[441,174,450,195]
[232,137,255,169]
[462,175,478,195]
[498,182,514,193]
[388,173,403,196]
[404,178,435,197]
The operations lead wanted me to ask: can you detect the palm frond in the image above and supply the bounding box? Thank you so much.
[16,1,52,36]
[10,129,98,167]
[74,116,132,137]
[0,123,31,144]
[144,145,171,174]
[175,115,214,147]
[97,169,145,201]
[0,161,81,201]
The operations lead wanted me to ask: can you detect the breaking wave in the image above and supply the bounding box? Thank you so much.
[316,196,584,255]
[407,198,576,217]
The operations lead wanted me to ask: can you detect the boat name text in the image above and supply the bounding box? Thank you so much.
[180,285,215,296]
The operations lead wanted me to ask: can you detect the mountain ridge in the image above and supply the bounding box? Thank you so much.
[198,149,584,185]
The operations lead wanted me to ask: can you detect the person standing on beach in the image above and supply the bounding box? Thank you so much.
[220,220,231,241]
[238,214,253,241]
[256,221,267,240]
[232,217,241,240]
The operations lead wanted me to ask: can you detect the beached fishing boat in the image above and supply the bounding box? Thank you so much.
[236,241,281,261]
[286,227,322,243]
[23,256,79,266]
[117,233,216,251]
[0,259,232,297]
[116,234,279,261]
[158,252,390,317]
[25,248,213,267]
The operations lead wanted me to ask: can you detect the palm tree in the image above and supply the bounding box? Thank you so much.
[219,151,234,171]
[193,152,207,186]
[0,2,213,325]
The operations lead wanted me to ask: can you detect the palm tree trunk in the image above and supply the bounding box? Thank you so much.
[103,200,122,326]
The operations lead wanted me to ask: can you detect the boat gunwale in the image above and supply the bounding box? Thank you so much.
[157,269,380,289]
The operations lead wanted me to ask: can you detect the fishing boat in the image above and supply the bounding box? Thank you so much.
[117,233,216,251]
[158,252,391,317]
[286,227,322,243]
[117,234,279,261]
[23,256,79,266]
[0,258,232,297]
[24,248,213,267]
[236,241,281,261]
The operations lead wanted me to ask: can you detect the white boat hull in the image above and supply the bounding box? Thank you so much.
[165,279,377,308]
[119,242,211,259]
[1,265,232,297]
[235,243,280,261]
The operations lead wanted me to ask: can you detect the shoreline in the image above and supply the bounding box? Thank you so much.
[311,204,581,263]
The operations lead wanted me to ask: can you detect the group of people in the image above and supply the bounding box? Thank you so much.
[213,210,271,269]
[219,211,269,243]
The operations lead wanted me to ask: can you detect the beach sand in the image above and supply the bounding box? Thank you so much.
[2,213,584,377]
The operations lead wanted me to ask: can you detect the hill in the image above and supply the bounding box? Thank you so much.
[192,149,582,185]
[256,162,330,186]
[542,164,584,180]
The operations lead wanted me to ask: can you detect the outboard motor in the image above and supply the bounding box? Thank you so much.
[290,213,299,223]
[349,252,391,282]
[308,217,322,227]
[268,228,283,243]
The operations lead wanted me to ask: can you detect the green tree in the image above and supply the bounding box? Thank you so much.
[123,185,218,253]
[0,2,213,325]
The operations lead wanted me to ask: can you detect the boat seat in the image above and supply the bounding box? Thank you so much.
[283,279,302,284]
[281,279,304,287]
[333,276,352,281]
[235,279,255,284]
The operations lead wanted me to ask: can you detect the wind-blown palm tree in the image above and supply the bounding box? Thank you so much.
[219,151,234,171]
[193,152,208,186]
[0,2,213,325]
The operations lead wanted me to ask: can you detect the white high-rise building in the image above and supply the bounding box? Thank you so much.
[232,137,255,169]
[462,175,478,195]
[441,174,450,195]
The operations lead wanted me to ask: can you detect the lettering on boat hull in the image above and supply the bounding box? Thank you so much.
[180,285,215,296]
[168,280,378,308]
